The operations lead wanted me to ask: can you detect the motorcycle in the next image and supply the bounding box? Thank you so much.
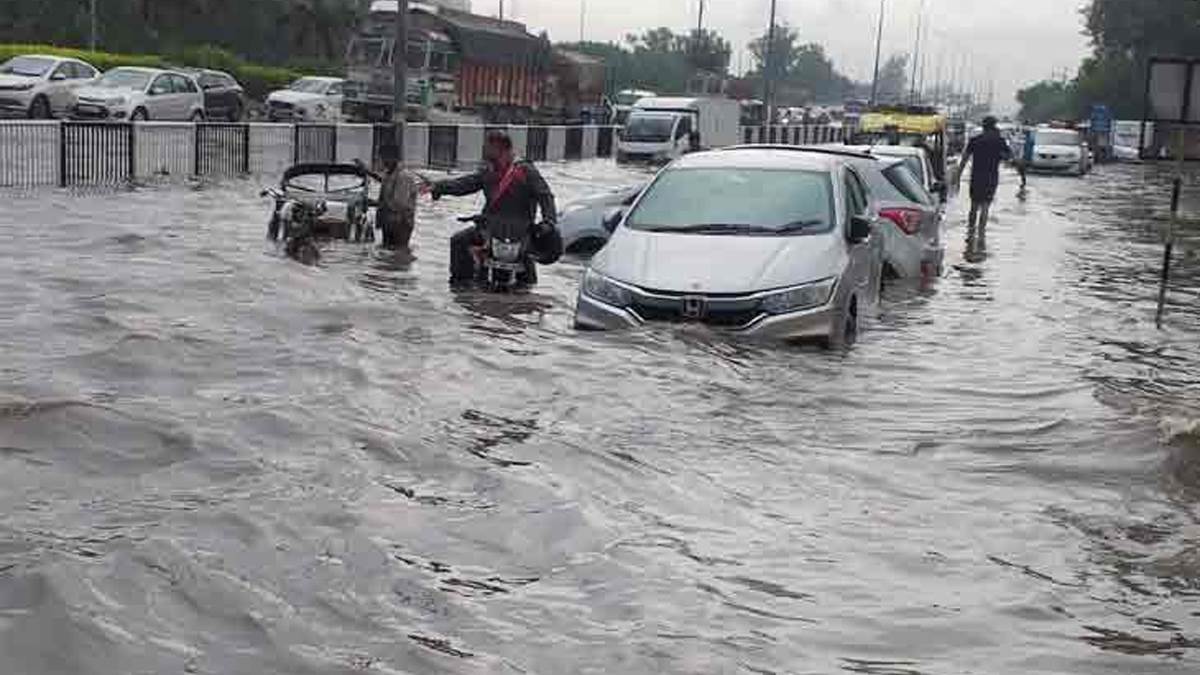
[458,213,538,291]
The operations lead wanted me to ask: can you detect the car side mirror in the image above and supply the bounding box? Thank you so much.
[848,215,872,243]
[602,207,625,233]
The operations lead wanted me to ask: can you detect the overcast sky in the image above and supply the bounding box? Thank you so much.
[474,0,1091,111]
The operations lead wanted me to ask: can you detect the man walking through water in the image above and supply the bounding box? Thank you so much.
[959,116,1012,230]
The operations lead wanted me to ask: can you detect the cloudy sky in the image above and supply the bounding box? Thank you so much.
[471,0,1091,111]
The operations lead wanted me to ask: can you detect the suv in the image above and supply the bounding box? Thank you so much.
[0,54,98,118]
[182,69,245,121]
[72,67,205,121]
[575,146,884,347]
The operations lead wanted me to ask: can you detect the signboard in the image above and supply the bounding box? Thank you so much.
[1140,57,1200,160]
[1089,104,1113,135]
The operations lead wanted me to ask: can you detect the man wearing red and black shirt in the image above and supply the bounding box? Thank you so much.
[428,131,558,284]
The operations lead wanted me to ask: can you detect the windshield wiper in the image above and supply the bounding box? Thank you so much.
[774,219,827,233]
[643,223,753,234]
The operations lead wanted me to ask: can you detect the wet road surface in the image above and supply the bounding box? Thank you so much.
[1,160,1199,674]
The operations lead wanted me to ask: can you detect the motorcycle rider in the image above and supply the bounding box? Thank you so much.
[424,131,560,285]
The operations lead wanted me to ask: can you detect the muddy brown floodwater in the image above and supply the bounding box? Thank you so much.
[1,159,1199,674]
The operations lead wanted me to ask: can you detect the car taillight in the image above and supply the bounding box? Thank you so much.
[879,207,923,235]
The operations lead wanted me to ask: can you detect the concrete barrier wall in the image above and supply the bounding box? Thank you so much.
[546,126,567,161]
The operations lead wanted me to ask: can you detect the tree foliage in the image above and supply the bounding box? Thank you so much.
[561,26,731,95]
[747,24,863,105]
[1018,0,1200,119]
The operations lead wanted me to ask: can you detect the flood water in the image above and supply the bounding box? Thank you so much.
[1,160,1199,674]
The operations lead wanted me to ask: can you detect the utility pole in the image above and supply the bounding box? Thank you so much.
[89,0,97,51]
[393,0,408,157]
[909,0,925,104]
[698,0,705,34]
[869,0,885,107]
[499,0,504,21]
[764,0,778,123]
[580,0,586,42]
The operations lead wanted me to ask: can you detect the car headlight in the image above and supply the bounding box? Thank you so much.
[759,278,837,315]
[582,269,633,308]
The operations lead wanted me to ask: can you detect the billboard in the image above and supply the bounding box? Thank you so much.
[1141,57,1200,160]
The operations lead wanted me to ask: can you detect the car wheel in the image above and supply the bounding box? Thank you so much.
[28,96,51,120]
[131,108,149,121]
[822,299,858,350]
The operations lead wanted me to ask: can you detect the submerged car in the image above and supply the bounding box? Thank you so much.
[0,54,98,118]
[72,67,205,121]
[574,147,884,347]
[267,77,345,122]
[557,183,645,254]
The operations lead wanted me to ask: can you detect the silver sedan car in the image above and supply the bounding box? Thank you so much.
[574,147,884,347]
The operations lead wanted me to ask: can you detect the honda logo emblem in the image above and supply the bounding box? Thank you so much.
[681,296,707,320]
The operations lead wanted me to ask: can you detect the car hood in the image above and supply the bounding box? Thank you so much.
[0,74,39,88]
[269,90,324,105]
[74,85,140,100]
[593,228,845,294]
[1036,144,1081,155]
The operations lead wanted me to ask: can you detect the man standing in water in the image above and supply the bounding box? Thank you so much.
[359,144,419,249]
[959,116,1012,229]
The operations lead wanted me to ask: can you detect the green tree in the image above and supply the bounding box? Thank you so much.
[1016,80,1076,122]
[748,24,862,105]
[875,54,908,103]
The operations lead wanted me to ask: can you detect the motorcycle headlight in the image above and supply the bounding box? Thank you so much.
[491,239,524,263]
[582,269,633,308]
[759,278,836,315]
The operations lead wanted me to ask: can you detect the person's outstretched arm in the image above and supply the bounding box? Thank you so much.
[432,169,486,199]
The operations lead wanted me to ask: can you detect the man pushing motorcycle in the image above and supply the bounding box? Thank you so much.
[424,131,562,287]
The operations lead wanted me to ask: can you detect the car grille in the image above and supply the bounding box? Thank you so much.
[270,100,295,111]
[0,97,24,107]
[628,289,765,329]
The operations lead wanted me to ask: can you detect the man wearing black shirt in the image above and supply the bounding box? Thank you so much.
[960,116,1012,230]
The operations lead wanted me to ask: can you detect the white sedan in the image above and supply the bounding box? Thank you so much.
[0,54,98,118]
[266,77,345,122]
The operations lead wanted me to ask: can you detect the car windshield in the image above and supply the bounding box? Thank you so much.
[626,167,835,234]
[290,78,332,93]
[0,56,54,77]
[1036,130,1080,146]
[623,115,675,142]
[882,163,934,206]
[95,69,151,89]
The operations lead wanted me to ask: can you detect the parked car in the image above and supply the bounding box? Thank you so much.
[1029,127,1091,176]
[181,68,245,121]
[266,77,345,122]
[72,67,205,121]
[0,54,98,118]
[574,147,884,347]
[557,184,645,254]
[811,145,945,279]
[854,143,945,201]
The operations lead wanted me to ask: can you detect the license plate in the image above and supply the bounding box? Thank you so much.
[76,104,101,113]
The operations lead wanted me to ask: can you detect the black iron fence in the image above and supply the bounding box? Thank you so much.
[526,127,548,161]
[564,126,583,160]
[428,125,458,169]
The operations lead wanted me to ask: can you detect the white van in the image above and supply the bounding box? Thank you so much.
[616,96,740,164]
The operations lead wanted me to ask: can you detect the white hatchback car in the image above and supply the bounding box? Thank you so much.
[575,147,884,347]
[72,67,205,121]
[0,54,98,118]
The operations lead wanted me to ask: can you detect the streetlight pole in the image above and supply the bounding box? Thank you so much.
[764,0,778,123]
[909,0,925,103]
[89,0,97,51]
[393,0,408,157]
[869,0,885,106]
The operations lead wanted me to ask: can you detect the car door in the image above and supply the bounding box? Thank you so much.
[44,61,76,115]
[196,72,219,117]
[146,74,174,119]
[843,167,882,304]
[324,81,344,121]
[172,74,201,119]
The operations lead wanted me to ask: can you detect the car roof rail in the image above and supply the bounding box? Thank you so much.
[717,144,875,160]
